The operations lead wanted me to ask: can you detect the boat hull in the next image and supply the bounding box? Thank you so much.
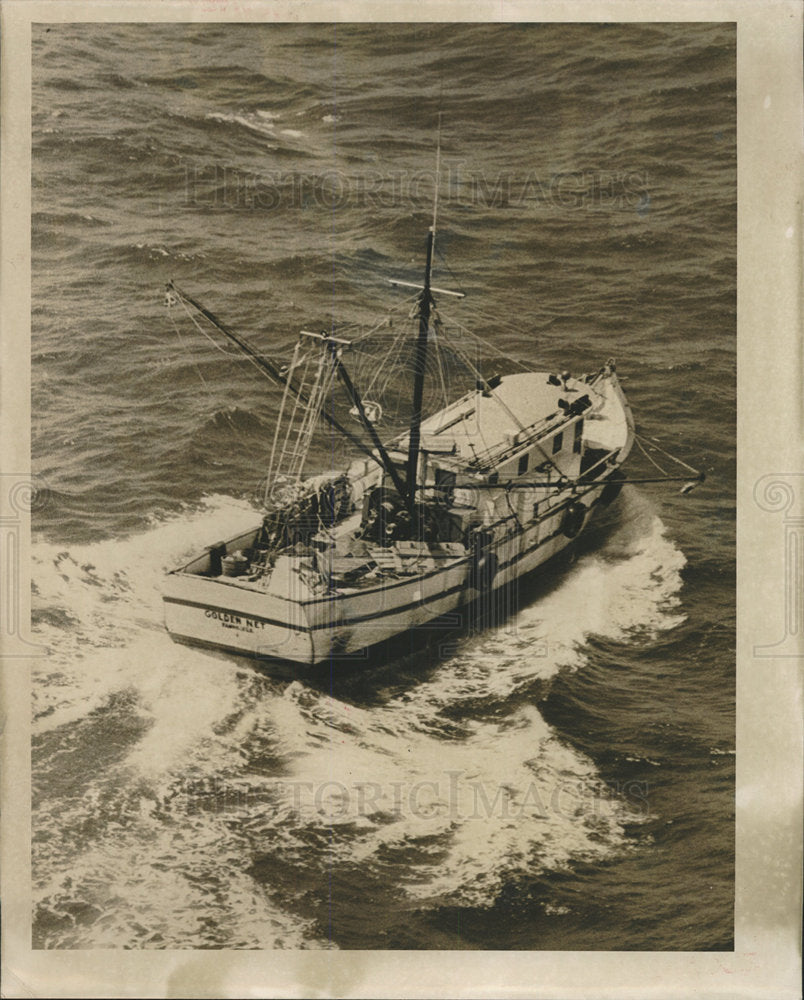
[163,484,609,669]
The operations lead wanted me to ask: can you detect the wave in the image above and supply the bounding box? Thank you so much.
[204,110,309,148]
[31,494,261,732]
[97,242,210,267]
[33,701,324,949]
[246,688,646,910]
[142,65,287,93]
[31,488,684,943]
[32,210,111,229]
[28,16,735,950]
[202,406,268,434]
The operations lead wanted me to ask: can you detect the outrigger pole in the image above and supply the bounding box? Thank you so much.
[166,280,378,466]
[436,472,706,491]
[330,345,408,498]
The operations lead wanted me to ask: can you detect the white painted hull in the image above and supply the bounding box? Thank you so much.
[163,483,608,669]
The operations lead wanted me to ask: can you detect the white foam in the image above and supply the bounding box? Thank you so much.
[32,495,261,731]
[206,110,288,143]
[205,110,306,143]
[220,491,682,905]
[32,496,323,946]
[33,487,682,920]
[33,783,323,949]
[251,690,643,907]
[395,489,686,712]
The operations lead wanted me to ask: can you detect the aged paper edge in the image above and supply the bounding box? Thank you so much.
[1,0,802,997]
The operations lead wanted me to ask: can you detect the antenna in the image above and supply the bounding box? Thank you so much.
[431,111,443,248]
[388,115,463,300]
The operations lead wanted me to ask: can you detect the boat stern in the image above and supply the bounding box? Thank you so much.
[163,566,317,667]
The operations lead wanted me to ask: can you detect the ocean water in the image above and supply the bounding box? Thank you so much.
[30,22,735,950]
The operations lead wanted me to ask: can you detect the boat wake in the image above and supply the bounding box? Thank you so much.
[32,495,261,732]
[32,488,685,947]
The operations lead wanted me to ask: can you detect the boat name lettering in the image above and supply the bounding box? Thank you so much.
[205,609,266,630]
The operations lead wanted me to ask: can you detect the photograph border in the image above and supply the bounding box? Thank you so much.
[2,0,802,996]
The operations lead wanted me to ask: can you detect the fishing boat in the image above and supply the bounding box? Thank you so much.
[162,150,701,669]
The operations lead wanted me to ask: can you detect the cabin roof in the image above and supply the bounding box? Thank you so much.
[398,372,585,465]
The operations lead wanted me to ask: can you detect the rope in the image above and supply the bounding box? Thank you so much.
[168,307,250,444]
[435,301,544,371]
[174,294,278,385]
[345,291,420,344]
[266,339,302,489]
[359,320,412,399]
[432,111,442,242]
[634,431,701,477]
[635,435,667,475]
[433,243,466,299]
[432,322,452,413]
[169,309,210,389]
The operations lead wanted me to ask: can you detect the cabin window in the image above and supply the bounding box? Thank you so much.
[518,453,529,476]
[532,501,540,520]
[488,472,499,485]
[552,432,563,455]
[573,420,583,454]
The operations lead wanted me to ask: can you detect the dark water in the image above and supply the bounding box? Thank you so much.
[31,22,735,950]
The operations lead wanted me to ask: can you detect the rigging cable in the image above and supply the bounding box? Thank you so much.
[634,431,702,479]
[442,329,573,482]
[635,434,667,475]
[168,305,252,445]
[167,282,381,467]
[430,313,452,413]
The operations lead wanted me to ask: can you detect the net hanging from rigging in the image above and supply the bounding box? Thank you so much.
[264,337,341,508]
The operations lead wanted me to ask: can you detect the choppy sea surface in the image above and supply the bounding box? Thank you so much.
[31,22,735,950]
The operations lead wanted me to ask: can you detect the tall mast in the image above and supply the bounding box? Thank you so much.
[404,118,442,518]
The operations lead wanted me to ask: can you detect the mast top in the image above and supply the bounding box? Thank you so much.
[426,113,443,293]
[431,112,443,244]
